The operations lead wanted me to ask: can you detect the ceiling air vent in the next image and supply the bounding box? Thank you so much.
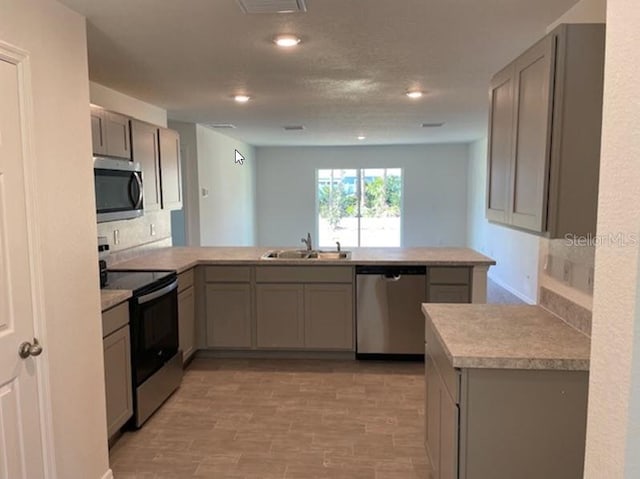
[422,122,445,128]
[206,123,236,129]
[236,0,307,14]
[284,125,305,131]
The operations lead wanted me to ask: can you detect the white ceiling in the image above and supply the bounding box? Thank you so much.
[60,0,578,146]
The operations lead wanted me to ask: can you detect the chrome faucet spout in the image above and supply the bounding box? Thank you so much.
[301,232,313,252]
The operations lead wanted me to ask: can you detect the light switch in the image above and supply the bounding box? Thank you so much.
[113,229,120,245]
[150,224,156,236]
[202,187,209,198]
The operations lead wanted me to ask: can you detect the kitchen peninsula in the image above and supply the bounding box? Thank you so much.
[101,246,495,361]
[422,303,590,479]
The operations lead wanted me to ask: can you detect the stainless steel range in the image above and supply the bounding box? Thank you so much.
[102,269,182,428]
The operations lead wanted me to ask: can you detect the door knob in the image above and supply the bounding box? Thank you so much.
[18,338,43,359]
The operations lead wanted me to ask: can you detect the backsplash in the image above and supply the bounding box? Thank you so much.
[97,210,172,265]
[538,238,595,311]
[540,286,592,336]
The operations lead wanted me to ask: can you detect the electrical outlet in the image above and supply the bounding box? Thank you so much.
[113,229,120,245]
[563,260,572,284]
[587,267,595,293]
[150,224,156,236]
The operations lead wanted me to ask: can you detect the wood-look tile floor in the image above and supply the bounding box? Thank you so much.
[110,358,430,479]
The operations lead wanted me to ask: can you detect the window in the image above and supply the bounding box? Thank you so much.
[317,168,402,247]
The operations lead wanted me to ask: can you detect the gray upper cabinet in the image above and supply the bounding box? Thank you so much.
[131,120,161,212]
[90,106,131,160]
[158,127,183,211]
[510,34,554,232]
[486,65,514,224]
[486,24,605,238]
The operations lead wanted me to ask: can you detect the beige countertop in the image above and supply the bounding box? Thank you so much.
[100,290,132,312]
[111,246,495,273]
[422,304,590,371]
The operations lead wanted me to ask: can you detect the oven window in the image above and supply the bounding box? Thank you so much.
[132,288,178,386]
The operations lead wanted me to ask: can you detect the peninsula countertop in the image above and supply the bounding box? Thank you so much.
[110,246,496,274]
[422,303,590,371]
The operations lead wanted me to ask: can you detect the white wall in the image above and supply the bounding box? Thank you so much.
[89,81,167,127]
[256,144,468,248]
[196,125,256,246]
[2,1,110,478]
[466,139,539,303]
[584,0,640,476]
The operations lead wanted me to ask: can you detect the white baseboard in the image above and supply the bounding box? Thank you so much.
[100,469,113,479]
[488,274,536,304]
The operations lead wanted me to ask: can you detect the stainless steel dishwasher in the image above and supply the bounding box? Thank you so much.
[356,265,426,358]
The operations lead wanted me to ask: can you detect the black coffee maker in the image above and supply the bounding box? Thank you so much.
[98,236,109,287]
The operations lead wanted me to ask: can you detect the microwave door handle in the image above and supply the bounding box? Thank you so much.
[135,173,143,208]
[129,172,143,209]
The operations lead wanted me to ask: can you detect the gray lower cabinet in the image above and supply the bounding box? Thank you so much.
[304,284,353,350]
[256,284,305,349]
[425,321,588,479]
[178,269,196,364]
[102,302,133,439]
[204,266,253,349]
[255,266,354,351]
[427,267,471,304]
[206,283,253,348]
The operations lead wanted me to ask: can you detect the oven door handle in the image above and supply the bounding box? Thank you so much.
[137,279,178,305]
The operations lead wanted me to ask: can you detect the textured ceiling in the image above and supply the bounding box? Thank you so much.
[60,0,578,146]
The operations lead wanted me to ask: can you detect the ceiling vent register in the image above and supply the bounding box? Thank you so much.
[236,0,307,14]
[284,125,305,131]
[207,123,237,129]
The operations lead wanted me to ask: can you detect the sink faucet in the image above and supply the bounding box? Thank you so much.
[301,232,313,252]
[336,241,341,252]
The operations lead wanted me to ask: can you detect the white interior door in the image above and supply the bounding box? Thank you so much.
[0,54,47,478]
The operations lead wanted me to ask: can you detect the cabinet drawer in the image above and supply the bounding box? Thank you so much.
[178,268,195,292]
[429,267,471,285]
[102,301,129,338]
[255,266,353,283]
[204,266,251,283]
[429,285,470,303]
[425,318,460,404]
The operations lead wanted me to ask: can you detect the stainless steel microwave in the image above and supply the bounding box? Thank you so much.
[94,158,143,223]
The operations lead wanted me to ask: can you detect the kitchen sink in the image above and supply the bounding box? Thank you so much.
[261,249,351,260]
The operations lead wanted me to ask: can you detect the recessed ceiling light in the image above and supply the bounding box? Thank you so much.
[234,95,251,103]
[357,135,366,141]
[274,35,301,48]
[406,90,424,99]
